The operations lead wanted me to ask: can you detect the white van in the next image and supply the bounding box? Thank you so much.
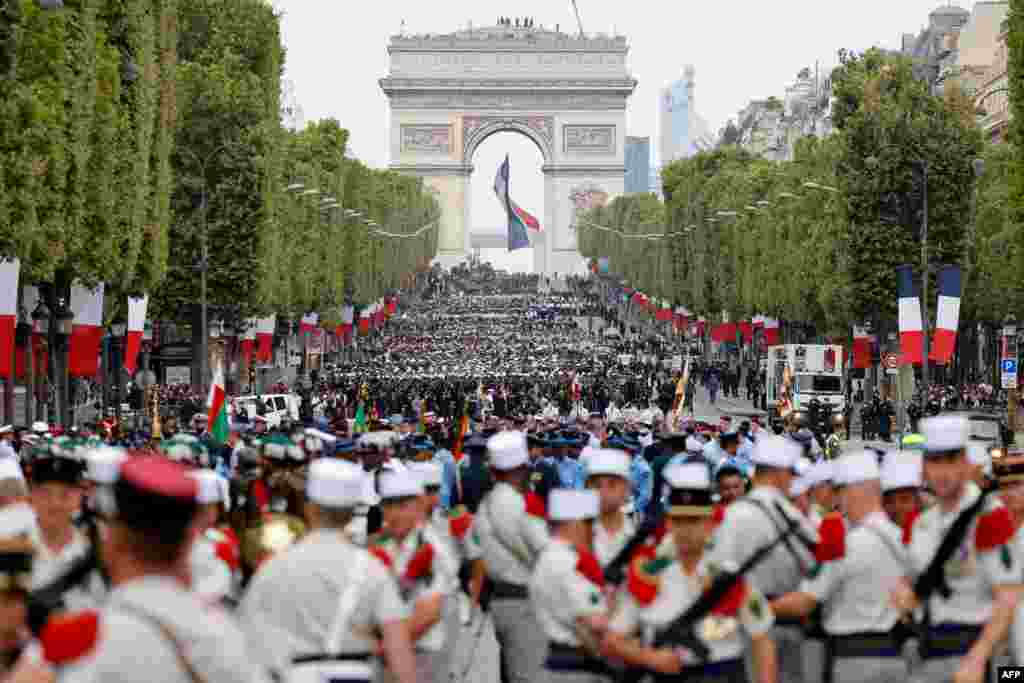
[233,393,300,428]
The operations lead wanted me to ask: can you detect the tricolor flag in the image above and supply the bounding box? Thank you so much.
[674,306,689,334]
[763,317,780,345]
[929,265,962,365]
[240,318,256,362]
[337,305,354,345]
[0,259,18,379]
[359,306,371,335]
[206,363,229,444]
[255,316,275,362]
[69,283,105,377]
[852,325,872,369]
[123,295,148,375]
[896,264,924,366]
[494,155,533,251]
[299,312,318,335]
[656,301,673,322]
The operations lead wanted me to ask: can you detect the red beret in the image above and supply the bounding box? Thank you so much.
[120,456,197,503]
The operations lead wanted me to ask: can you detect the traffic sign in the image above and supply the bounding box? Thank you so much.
[883,353,899,374]
[1002,358,1018,389]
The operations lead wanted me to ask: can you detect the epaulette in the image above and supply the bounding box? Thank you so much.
[575,546,605,588]
[627,550,672,606]
[404,542,435,582]
[705,563,748,617]
[814,512,846,562]
[40,610,100,665]
[525,491,547,519]
[368,545,393,568]
[448,505,473,539]
[711,504,726,528]
[976,505,1014,553]
[901,508,921,546]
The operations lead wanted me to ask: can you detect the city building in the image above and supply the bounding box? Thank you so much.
[899,4,971,92]
[730,66,832,162]
[975,23,1009,143]
[624,136,651,193]
[658,65,715,166]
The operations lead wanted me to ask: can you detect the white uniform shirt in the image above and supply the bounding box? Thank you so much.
[801,511,907,634]
[30,526,104,610]
[472,482,549,585]
[189,536,233,605]
[65,575,269,683]
[610,558,774,663]
[593,514,636,569]
[907,482,1019,626]
[239,529,408,674]
[529,539,607,647]
[707,486,819,598]
[373,525,458,652]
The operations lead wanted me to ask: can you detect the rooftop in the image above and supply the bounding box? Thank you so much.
[388,22,629,52]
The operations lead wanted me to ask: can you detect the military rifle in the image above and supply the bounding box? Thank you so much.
[617,505,804,682]
[907,484,993,656]
[603,510,664,586]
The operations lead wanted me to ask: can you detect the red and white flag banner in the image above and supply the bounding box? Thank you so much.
[256,316,276,363]
[0,259,18,378]
[123,295,148,376]
[69,283,105,377]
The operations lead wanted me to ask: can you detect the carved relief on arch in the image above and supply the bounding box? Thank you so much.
[461,115,554,163]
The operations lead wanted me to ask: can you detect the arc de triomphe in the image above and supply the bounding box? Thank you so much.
[380,22,637,276]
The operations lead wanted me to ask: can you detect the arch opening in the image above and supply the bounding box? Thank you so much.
[469,130,544,273]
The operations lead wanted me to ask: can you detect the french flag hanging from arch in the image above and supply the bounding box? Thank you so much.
[896,265,924,366]
[69,283,105,377]
[123,295,148,375]
[929,265,961,365]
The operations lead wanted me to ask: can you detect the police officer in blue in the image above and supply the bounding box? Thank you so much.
[527,434,560,501]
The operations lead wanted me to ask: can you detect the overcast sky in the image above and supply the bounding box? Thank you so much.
[275,0,978,271]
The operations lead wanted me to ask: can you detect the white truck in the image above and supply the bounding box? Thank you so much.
[765,344,845,428]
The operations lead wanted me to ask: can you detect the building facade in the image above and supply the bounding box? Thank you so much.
[624,136,651,193]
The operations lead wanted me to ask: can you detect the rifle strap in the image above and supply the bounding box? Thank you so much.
[742,496,815,577]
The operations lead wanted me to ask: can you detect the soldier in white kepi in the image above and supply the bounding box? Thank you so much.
[584,449,635,568]
[530,488,610,683]
[772,450,910,683]
[892,415,1022,683]
[369,468,457,683]
[471,430,550,683]
[64,456,269,683]
[238,458,417,683]
[602,461,777,683]
[880,452,923,530]
[706,435,819,683]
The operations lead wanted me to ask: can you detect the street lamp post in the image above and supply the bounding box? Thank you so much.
[111,321,127,422]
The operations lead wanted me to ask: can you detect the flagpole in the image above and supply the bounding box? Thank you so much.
[505,154,513,252]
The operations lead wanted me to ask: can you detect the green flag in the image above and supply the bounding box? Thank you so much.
[354,402,367,433]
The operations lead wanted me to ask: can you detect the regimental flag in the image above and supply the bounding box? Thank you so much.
[897,264,924,366]
[69,283,105,377]
[852,325,871,369]
[0,259,18,379]
[452,410,470,462]
[207,364,229,444]
[494,155,533,251]
[763,317,780,345]
[929,265,962,365]
[255,316,275,363]
[123,295,148,376]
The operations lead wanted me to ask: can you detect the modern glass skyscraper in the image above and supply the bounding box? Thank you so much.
[658,65,713,166]
[624,136,651,194]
